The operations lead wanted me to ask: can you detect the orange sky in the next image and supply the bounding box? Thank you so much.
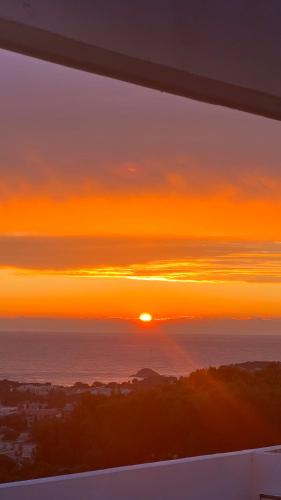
[1,269,281,318]
[1,49,281,322]
[1,193,281,239]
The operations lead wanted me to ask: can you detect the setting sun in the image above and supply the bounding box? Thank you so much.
[139,312,153,322]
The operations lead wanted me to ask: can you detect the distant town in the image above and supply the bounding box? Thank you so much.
[0,368,175,466]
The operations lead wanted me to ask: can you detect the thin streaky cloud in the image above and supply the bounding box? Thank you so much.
[1,237,281,284]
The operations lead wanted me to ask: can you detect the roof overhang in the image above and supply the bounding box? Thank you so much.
[1,1,281,120]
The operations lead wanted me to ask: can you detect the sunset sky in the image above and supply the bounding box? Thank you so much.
[1,48,281,322]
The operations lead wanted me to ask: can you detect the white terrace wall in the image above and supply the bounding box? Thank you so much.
[0,450,254,500]
[252,449,281,499]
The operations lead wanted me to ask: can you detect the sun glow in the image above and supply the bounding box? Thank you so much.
[139,312,153,322]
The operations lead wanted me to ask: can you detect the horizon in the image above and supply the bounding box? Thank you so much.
[1,316,281,335]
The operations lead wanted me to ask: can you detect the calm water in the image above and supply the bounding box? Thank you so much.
[1,331,281,385]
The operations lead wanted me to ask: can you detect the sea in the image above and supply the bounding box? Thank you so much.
[1,330,281,385]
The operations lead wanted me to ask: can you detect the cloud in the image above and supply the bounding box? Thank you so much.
[0,152,281,201]
[1,236,281,284]
[1,49,281,200]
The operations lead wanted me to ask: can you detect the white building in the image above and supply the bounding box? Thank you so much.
[17,384,54,396]
[90,386,132,397]
[0,405,18,417]
[90,387,113,397]
[0,445,281,499]
[0,432,36,464]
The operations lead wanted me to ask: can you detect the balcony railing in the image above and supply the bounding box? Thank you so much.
[1,445,281,499]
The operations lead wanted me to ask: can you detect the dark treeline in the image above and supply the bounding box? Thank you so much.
[3,363,281,483]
